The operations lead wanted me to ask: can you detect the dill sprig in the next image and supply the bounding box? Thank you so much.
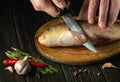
[5,47,58,78]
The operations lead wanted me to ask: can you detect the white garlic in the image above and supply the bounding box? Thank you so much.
[14,56,31,75]
[102,62,119,69]
[5,66,14,73]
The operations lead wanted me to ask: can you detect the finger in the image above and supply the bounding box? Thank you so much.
[30,0,59,17]
[43,2,59,17]
[52,0,66,9]
[107,1,120,27]
[44,5,59,17]
[77,0,89,20]
[30,0,48,11]
[98,0,109,28]
[66,1,70,9]
[88,0,100,24]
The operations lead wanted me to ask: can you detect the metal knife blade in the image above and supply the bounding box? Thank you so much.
[53,3,97,53]
[61,13,97,53]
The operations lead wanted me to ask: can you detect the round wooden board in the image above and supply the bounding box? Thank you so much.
[35,18,120,65]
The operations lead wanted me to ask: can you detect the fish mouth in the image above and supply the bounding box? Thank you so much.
[38,36,48,46]
[38,36,44,44]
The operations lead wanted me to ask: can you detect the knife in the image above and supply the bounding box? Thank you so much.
[54,5,97,53]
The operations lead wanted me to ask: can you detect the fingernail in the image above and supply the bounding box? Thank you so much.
[59,1,66,9]
[76,16,80,20]
[88,18,94,24]
[98,22,105,28]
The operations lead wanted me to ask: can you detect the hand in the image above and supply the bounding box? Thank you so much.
[30,0,66,17]
[77,0,120,28]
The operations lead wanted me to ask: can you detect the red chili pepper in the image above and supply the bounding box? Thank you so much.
[3,59,19,65]
[28,61,48,67]
[3,59,48,68]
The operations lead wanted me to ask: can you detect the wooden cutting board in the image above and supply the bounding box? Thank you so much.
[35,18,120,65]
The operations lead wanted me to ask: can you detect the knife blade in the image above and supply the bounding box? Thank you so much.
[54,4,97,53]
[61,13,97,53]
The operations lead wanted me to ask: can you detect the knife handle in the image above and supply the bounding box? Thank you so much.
[55,7,68,16]
[52,2,69,16]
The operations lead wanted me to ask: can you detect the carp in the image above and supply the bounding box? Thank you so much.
[38,20,120,47]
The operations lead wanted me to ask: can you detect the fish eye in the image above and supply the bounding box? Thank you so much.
[46,28,50,32]
[68,28,71,31]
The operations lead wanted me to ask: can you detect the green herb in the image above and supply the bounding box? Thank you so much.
[5,47,58,78]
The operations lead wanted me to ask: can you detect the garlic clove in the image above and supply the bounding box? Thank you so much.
[18,63,31,75]
[5,66,14,73]
[102,62,119,69]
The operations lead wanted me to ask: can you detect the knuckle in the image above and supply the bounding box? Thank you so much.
[93,0,99,6]
[100,0,109,6]
[33,4,42,11]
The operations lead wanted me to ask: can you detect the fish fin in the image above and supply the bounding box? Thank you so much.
[94,38,111,46]
[71,31,87,44]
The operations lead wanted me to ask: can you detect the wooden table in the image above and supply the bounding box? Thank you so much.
[0,0,120,82]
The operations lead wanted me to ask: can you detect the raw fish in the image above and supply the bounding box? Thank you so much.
[38,20,120,47]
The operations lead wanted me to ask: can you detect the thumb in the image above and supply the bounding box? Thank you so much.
[30,0,59,17]
[52,0,66,9]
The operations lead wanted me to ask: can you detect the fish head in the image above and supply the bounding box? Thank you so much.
[38,23,88,47]
[38,24,69,46]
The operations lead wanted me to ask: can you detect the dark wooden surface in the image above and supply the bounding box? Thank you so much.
[0,0,120,82]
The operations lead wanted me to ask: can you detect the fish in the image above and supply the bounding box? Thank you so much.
[38,20,120,47]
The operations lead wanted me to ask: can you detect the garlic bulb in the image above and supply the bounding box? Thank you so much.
[14,56,31,75]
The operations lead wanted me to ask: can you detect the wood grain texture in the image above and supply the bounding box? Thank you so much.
[1,0,120,82]
[35,18,120,65]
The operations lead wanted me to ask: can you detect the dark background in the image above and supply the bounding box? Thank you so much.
[0,0,120,82]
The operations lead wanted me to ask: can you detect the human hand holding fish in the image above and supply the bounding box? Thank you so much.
[31,0,120,52]
[77,0,120,28]
[30,0,120,64]
[30,0,120,28]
